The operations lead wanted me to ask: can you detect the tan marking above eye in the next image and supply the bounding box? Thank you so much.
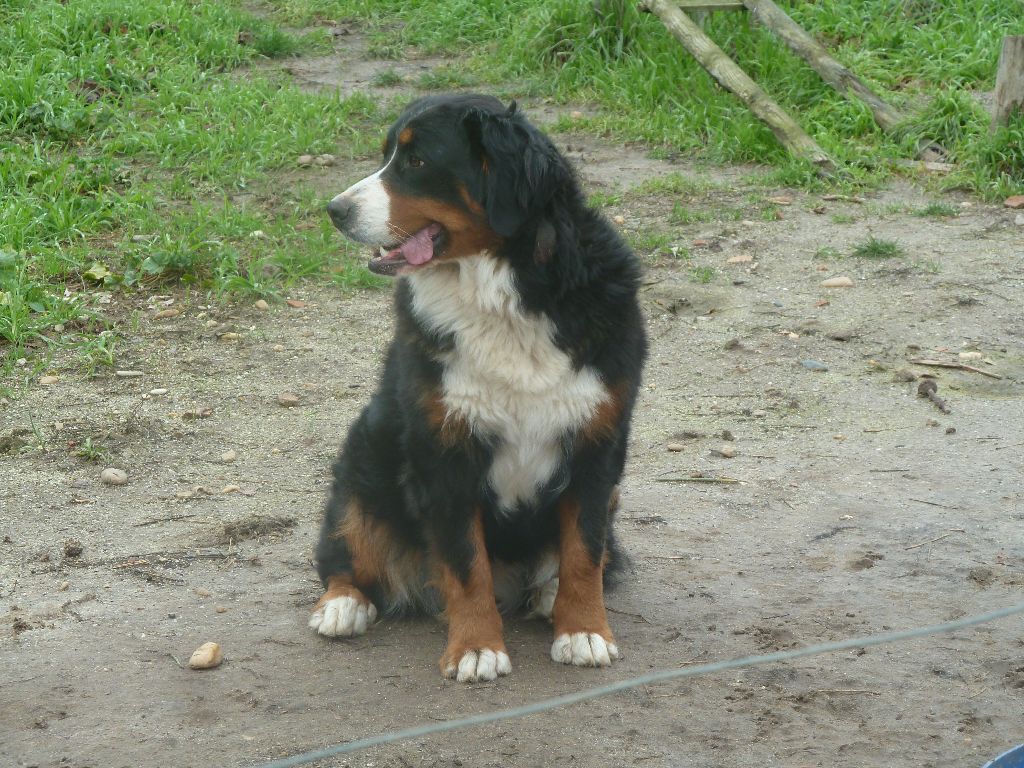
[399,127,414,145]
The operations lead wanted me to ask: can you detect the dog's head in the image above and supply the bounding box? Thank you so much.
[327,94,570,276]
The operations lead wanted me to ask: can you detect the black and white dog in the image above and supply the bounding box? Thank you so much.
[310,94,647,682]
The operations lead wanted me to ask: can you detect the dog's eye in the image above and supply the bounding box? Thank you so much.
[408,155,423,168]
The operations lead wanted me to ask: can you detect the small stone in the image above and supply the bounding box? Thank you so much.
[726,254,753,264]
[612,215,625,226]
[723,338,742,351]
[666,442,685,452]
[285,299,306,308]
[63,539,83,558]
[767,196,793,205]
[1003,195,1024,209]
[222,484,241,494]
[194,587,211,598]
[249,230,268,240]
[215,606,227,614]
[958,351,983,361]
[219,332,240,341]
[945,426,956,435]
[254,299,270,311]
[277,393,300,408]
[39,375,59,385]
[131,234,152,243]
[314,154,336,167]
[272,344,285,352]
[821,276,854,288]
[54,324,65,333]
[297,154,314,167]
[58,581,70,592]
[100,468,128,486]
[713,445,736,458]
[16,358,27,367]
[188,642,223,670]
[116,370,144,378]
[801,359,829,372]
[893,368,917,382]
[926,418,940,427]
[149,388,168,396]
[1015,213,1024,227]
[570,110,584,120]
[752,409,767,418]
[220,450,237,464]
[826,328,856,341]
[153,309,179,320]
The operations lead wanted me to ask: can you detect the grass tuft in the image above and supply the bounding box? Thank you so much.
[852,237,905,259]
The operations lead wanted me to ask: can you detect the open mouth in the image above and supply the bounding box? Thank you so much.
[368,223,445,276]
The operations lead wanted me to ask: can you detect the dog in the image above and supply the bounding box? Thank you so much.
[310,94,647,683]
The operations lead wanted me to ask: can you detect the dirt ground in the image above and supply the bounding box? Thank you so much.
[3,30,1024,768]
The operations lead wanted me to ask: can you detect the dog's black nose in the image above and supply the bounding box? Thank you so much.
[326,196,354,230]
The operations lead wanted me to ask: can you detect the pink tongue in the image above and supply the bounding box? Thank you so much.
[396,223,442,266]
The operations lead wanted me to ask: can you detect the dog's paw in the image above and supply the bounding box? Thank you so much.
[442,648,512,683]
[309,595,377,638]
[550,632,620,667]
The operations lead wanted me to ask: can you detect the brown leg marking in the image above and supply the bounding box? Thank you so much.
[310,501,395,638]
[437,511,511,682]
[551,498,619,666]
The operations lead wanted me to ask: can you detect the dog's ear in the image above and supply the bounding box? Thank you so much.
[462,102,564,237]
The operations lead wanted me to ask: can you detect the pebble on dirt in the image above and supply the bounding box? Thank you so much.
[801,359,829,372]
[63,539,83,558]
[666,442,685,452]
[220,450,237,464]
[821,276,854,288]
[277,393,300,408]
[115,370,143,378]
[39,376,59,385]
[1003,195,1024,209]
[254,299,270,311]
[153,309,179,320]
[297,154,314,167]
[713,445,737,458]
[188,642,223,670]
[100,468,128,486]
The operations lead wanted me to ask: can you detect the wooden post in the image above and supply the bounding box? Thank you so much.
[741,0,903,131]
[642,0,834,172]
[740,0,945,160]
[992,36,1024,130]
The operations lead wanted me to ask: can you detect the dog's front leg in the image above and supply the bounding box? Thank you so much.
[436,509,512,682]
[550,491,620,667]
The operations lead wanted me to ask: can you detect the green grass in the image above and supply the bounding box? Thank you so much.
[1,0,385,373]
[267,0,1024,198]
[915,201,961,217]
[689,266,717,284]
[852,237,905,259]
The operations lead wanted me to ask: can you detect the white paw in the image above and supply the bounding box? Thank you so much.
[309,596,377,638]
[551,632,620,667]
[444,649,512,683]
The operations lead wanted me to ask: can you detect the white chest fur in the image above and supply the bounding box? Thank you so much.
[407,256,607,511]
